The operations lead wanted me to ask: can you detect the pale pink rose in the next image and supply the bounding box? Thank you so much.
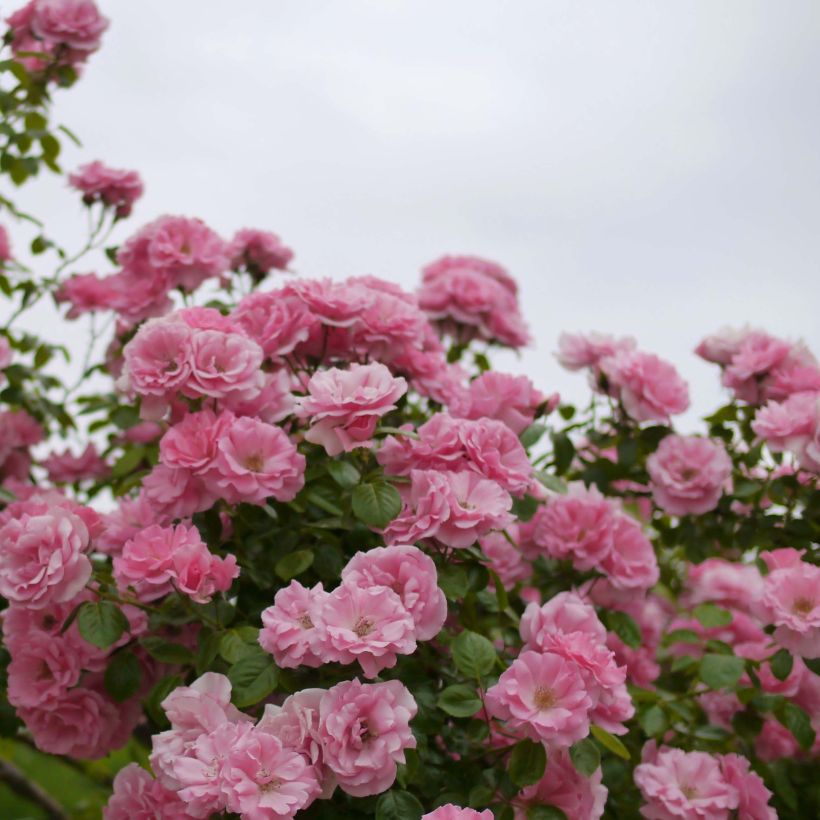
[43,443,108,484]
[647,435,732,516]
[634,745,739,820]
[113,523,237,604]
[424,806,494,820]
[221,725,320,818]
[352,285,429,362]
[6,631,82,708]
[457,417,533,495]
[527,483,616,569]
[759,561,820,658]
[600,516,659,591]
[752,392,818,456]
[20,685,125,759]
[318,678,417,797]
[695,326,759,366]
[601,350,690,423]
[298,363,407,456]
[735,640,805,697]
[683,558,764,614]
[479,529,531,588]
[120,316,193,398]
[185,329,263,400]
[450,371,552,435]
[219,368,295,423]
[229,228,294,276]
[514,748,607,820]
[69,161,143,218]
[118,215,230,292]
[159,409,228,474]
[285,277,375,329]
[392,344,469,407]
[485,650,592,747]
[765,358,820,401]
[556,331,637,371]
[206,414,305,505]
[383,469,513,549]
[423,254,519,295]
[142,464,216,520]
[722,332,792,404]
[317,582,416,678]
[520,591,607,648]
[259,581,329,668]
[29,0,108,51]
[103,763,189,820]
[0,508,91,608]
[232,289,317,359]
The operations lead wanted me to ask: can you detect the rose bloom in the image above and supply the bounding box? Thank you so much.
[259,581,329,669]
[318,678,417,797]
[520,591,608,648]
[159,408,227,474]
[206,414,305,505]
[284,277,375,330]
[383,469,513,549]
[0,336,12,371]
[220,368,295,424]
[719,754,777,820]
[682,558,764,614]
[423,254,519,295]
[600,515,660,591]
[229,228,294,277]
[298,363,407,456]
[182,328,263,401]
[69,161,143,218]
[0,508,91,608]
[721,332,792,404]
[646,434,732,516]
[43,442,108,484]
[479,529,531,589]
[29,0,109,52]
[317,582,416,678]
[556,331,637,371]
[232,288,317,360]
[120,316,193,399]
[527,483,616,569]
[600,349,690,422]
[342,544,447,641]
[485,650,592,747]
[142,464,216,521]
[6,631,82,709]
[514,748,607,820]
[103,763,189,820]
[752,391,818,455]
[634,744,739,820]
[424,807,494,820]
[220,725,320,819]
[759,560,820,658]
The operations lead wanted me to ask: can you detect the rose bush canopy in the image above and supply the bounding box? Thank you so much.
[0,2,819,819]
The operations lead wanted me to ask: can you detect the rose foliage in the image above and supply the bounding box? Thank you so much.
[1,4,819,819]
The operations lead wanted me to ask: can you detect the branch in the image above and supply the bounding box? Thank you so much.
[0,757,68,820]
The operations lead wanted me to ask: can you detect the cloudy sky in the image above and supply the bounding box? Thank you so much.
[9,0,820,428]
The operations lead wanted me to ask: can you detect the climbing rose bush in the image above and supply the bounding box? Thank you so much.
[0,4,819,819]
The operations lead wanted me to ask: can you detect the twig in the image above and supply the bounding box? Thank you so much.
[0,757,68,819]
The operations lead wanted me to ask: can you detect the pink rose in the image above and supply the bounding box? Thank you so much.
[521,591,608,648]
[184,327,263,401]
[514,748,607,820]
[647,434,732,516]
[285,277,375,329]
[229,228,294,276]
[423,254,519,295]
[219,368,295,423]
[95,496,156,556]
[485,650,592,747]
[142,464,216,521]
[43,443,108,484]
[103,763,188,820]
[383,469,513,549]
[634,744,739,820]
[0,224,11,262]
[233,289,317,359]
[317,582,416,678]
[556,331,636,371]
[0,336,12,371]
[120,316,193,399]
[719,754,776,820]
[721,332,792,403]
[206,414,305,505]
[30,0,108,52]
[342,544,447,641]
[683,558,764,614]
[695,326,759,366]
[479,529,531,588]
[759,560,820,658]
[601,350,690,422]
[55,272,120,318]
[69,161,143,218]
[298,363,407,456]
[259,581,329,669]
[6,631,82,709]
[600,515,659,591]
[0,508,91,608]
[318,678,417,797]
[159,409,228,474]
[424,806,494,820]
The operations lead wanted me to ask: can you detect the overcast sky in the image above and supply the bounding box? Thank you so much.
[8,0,820,429]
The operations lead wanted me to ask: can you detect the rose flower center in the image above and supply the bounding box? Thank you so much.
[533,686,557,710]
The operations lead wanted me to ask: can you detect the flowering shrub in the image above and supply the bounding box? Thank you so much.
[0,4,819,819]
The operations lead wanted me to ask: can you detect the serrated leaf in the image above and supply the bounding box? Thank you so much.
[327,460,361,489]
[603,610,642,648]
[569,738,600,776]
[104,650,142,703]
[219,629,257,664]
[351,481,402,527]
[776,702,816,751]
[437,684,482,717]
[228,649,278,708]
[374,789,424,820]
[509,739,547,787]
[77,601,130,649]
[699,653,745,691]
[452,630,496,678]
[140,637,194,665]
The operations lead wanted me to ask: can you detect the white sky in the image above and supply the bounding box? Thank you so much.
[7,0,820,430]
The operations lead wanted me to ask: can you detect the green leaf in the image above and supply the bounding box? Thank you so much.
[693,603,733,628]
[375,789,424,820]
[639,704,668,737]
[111,445,146,477]
[140,637,194,665]
[663,628,701,646]
[699,653,745,691]
[77,601,130,649]
[508,739,547,787]
[228,649,279,708]
[275,549,314,581]
[437,684,482,718]
[528,808,568,820]
[452,630,496,678]
[519,423,547,449]
[104,650,142,703]
[351,481,402,527]
[804,657,820,676]
[602,610,642,648]
[616,438,638,467]
[769,649,794,682]
[569,738,601,776]
[776,702,816,751]
[590,725,630,759]
[143,674,183,728]
[438,564,469,600]
[219,629,257,664]
[550,432,575,475]
[327,459,361,489]
[535,470,568,494]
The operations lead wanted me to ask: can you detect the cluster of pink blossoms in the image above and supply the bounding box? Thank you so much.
[68,160,144,218]
[259,544,447,678]
[102,671,417,818]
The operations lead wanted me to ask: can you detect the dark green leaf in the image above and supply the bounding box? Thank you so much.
[104,650,142,702]
[520,423,547,449]
[228,649,278,708]
[275,549,314,581]
[569,738,601,776]
[699,653,745,691]
[352,481,402,527]
[437,684,482,717]
[327,460,361,489]
[451,630,496,678]
[77,601,130,649]
[602,610,642,648]
[639,704,668,737]
[590,725,630,759]
[375,789,424,820]
[776,702,816,751]
[528,808,568,820]
[509,739,547,787]
[111,445,146,477]
[769,649,794,682]
[140,637,194,665]
[550,432,575,475]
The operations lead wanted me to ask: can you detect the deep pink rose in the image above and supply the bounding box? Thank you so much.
[120,316,193,399]
[69,161,143,217]
[233,289,318,359]
[159,409,228,474]
[30,0,108,51]
[682,558,764,614]
[6,631,82,709]
[479,529,531,588]
[103,763,188,820]
[185,328,263,400]
[285,277,374,328]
